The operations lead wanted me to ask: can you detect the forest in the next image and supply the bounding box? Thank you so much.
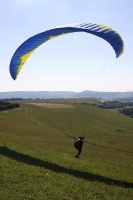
[0,101,20,112]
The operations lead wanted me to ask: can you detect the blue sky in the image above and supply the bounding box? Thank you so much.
[0,0,132,92]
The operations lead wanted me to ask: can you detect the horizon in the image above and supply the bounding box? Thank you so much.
[1,90,133,93]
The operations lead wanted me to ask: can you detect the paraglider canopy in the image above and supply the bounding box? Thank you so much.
[9,23,124,80]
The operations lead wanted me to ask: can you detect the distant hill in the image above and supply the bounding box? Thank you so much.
[0,90,133,100]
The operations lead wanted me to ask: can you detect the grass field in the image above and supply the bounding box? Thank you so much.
[0,102,133,199]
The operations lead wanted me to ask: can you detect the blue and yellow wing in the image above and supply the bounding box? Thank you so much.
[10,23,124,80]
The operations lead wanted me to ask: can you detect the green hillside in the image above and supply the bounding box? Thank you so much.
[0,103,133,199]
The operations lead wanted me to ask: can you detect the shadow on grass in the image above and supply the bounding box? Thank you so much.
[0,146,133,189]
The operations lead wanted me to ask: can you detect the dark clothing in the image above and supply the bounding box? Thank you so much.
[74,136,84,157]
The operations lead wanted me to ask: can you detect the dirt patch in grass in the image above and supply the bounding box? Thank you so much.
[29,103,74,109]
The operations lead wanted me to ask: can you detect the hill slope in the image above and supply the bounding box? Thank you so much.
[0,103,133,199]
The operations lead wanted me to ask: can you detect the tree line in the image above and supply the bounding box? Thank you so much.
[97,101,125,109]
[80,100,133,118]
[119,108,133,118]
[0,101,20,112]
